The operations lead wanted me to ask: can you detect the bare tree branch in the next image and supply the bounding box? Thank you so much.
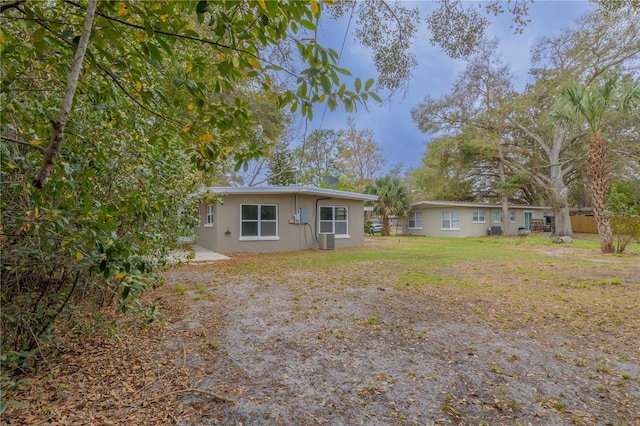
[34,0,97,188]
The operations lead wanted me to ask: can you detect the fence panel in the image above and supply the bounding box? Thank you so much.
[570,216,598,234]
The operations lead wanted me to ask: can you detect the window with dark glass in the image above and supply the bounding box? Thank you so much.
[319,206,348,235]
[241,204,277,237]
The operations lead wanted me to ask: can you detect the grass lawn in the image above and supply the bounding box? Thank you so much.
[7,234,640,425]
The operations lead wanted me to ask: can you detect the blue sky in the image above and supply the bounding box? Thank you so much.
[300,0,597,176]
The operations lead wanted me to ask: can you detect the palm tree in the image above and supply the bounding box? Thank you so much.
[550,75,639,253]
[365,176,411,236]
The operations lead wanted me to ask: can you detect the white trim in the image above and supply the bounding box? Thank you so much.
[318,205,349,236]
[408,211,423,229]
[201,186,377,201]
[205,204,214,226]
[239,236,280,241]
[441,211,460,230]
[412,200,549,210]
[240,203,278,238]
[472,210,486,223]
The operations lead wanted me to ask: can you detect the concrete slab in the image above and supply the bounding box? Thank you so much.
[170,244,230,263]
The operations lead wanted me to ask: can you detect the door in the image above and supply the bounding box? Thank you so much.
[524,211,533,231]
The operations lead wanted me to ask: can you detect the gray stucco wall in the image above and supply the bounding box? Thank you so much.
[405,207,551,237]
[194,193,366,253]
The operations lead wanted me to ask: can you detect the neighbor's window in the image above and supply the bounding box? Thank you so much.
[240,204,278,238]
[408,211,423,229]
[441,211,460,230]
[472,210,486,223]
[205,204,214,226]
[319,206,348,235]
[492,210,502,223]
[509,211,516,223]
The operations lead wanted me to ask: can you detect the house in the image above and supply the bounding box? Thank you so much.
[194,186,378,253]
[405,201,552,237]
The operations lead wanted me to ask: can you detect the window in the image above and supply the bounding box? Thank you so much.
[240,204,278,239]
[472,210,486,223]
[509,211,516,223]
[492,210,502,223]
[319,206,348,235]
[408,211,423,229]
[441,211,460,230]
[205,204,214,227]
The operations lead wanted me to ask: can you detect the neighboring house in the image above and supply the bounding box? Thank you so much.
[194,186,378,253]
[405,201,552,237]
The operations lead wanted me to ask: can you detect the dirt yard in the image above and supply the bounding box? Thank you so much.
[5,237,640,425]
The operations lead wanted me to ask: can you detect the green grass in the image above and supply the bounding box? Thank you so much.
[194,235,639,355]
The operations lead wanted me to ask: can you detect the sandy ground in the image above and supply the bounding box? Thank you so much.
[5,238,639,426]
[159,263,639,425]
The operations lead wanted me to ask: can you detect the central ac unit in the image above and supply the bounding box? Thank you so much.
[319,233,335,250]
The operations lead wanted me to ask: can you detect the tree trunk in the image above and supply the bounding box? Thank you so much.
[34,0,98,188]
[549,175,573,237]
[497,141,511,236]
[547,127,574,237]
[587,132,614,253]
[382,212,390,236]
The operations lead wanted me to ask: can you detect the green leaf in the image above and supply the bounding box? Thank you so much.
[364,78,374,91]
[196,0,209,14]
[299,20,316,31]
[336,67,352,76]
[369,92,382,103]
[297,81,308,98]
[320,74,332,93]
[354,78,362,93]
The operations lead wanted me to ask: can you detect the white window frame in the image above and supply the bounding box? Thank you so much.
[492,210,502,223]
[509,211,516,223]
[408,211,423,229]
[205,204,214,227]
[472,210,486,223]
[441,211,460,230]
[240,204,279,240]
[319,206,349,237]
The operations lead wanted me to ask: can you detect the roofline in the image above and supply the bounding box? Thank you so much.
[200,186,378,201]
[411,200,550,210]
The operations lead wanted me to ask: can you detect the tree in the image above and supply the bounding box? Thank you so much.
[294,129,343,186]
[413,8,640,237]
[267,144,298,186]
[337,117,385,188]
[550,75,640,253]
[607,180,640,253]
[412,39,535,235]
[365,175,410,236]
[0,0,380,383]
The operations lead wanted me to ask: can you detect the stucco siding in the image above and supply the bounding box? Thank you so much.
[195,193,366,253]
[406,206,552,237]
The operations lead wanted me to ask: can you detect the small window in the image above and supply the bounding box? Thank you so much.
[241,204,278,239]
[509,211,516,223]
[408,211,423,229]
[441,211,460,230]
[472,210,486,223]
[492,210,502,223]
[205,204,214,227]
[319,206,349,235]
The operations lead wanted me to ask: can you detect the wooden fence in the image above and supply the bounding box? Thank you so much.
[570,216,598,234]
[571,216,639,235]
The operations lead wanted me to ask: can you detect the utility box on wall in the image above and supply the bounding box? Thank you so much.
[318,233,335,250]
[299,207,309,224]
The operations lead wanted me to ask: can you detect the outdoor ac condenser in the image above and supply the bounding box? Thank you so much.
[490,226,502,236]
[319,233,335,250]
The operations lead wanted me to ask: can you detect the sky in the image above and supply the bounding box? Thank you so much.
[298,0,598,176]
